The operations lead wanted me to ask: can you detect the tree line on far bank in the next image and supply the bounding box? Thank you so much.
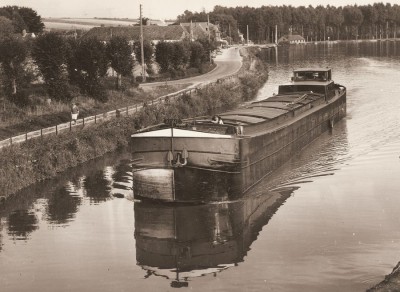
[178,3,400,43]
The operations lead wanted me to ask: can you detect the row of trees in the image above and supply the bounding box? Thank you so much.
[178,3,400,43]
[0,32,216,104]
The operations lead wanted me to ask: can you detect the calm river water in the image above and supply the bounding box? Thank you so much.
[1,41,400,292]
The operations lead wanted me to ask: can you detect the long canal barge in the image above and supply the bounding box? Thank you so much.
[130,68,346,202]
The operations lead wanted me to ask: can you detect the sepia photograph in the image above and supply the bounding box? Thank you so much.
[0,0,400,291]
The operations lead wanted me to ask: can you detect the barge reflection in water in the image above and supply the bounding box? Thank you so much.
[134,186,296,287]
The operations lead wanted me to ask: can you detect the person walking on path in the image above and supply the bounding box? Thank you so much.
[71,103,79,125]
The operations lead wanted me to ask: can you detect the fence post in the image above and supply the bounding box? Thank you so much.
[83,117,85,127]
[70,120,72,131]
[126,106,128,115]
[56,125,58,135]
[25,132,27,142]
[40,128,42,138]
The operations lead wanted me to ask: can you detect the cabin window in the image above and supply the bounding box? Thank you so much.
[294,71,328,81]
[279,85,326,95]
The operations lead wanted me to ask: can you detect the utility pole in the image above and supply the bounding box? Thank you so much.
[140,4,146,82]
[208,14,210,42]
[228,23,231,45]
[247,24,249,45]
[208,14,211,63]
[190,20,193,41]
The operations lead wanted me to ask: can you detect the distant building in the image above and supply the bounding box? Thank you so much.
[278,34,305,45]
[180,22,221,42]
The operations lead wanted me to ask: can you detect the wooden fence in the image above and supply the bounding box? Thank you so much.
[0,74,239,149]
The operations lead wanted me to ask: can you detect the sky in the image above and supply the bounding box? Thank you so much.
[0,0,392,20]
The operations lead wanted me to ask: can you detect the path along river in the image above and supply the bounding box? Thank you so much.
[1,41,400,292]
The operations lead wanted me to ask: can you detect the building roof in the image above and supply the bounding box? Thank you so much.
[180,22,215,32]
[279,34,305,41]
[83,25,188,41]
[293,68,331,72]
[180,23,208,39]
[180,22,221,40]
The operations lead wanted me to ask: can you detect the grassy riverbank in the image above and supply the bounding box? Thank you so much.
[0,47,268,200]
[0,82,191,140]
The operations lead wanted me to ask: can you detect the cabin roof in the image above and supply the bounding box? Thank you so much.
[293,68,331,72]
[288,80,332,86]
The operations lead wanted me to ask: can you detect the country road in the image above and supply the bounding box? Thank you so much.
[139,46,242,89]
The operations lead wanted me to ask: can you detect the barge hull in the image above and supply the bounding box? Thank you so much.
[131,136,241,171]
[239,93,346,192]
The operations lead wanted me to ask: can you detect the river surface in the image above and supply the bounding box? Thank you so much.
[1,41,400,291]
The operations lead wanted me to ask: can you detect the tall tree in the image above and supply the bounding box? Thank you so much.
[189,41,205,69]
[0,16,14,39]
[197,37,217,62]
[107,36,133,89]
[373,3,387,39]
[343,6,364,39]
[155,41,173,73]
[0,37,28,96]
[360,5,378,39]
[177,9,207,23]
[73,38,108,101]
[211,13,239,42]
[326,6,344,40]
[17,7,44,34]
[171,41,190,70]
[32,32,71,101]
[315,5,327,40]
[0,6,26,33]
